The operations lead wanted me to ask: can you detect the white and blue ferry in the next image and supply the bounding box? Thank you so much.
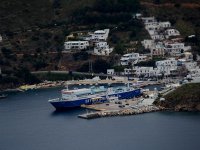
[48,85,141,110]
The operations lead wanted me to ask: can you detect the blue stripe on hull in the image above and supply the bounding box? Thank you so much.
[50,89,141,109]
[109,89,141,100]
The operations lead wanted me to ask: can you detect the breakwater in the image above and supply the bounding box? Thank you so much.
[78,105,164,119]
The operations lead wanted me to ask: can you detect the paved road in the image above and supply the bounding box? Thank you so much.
[31,70,123,78]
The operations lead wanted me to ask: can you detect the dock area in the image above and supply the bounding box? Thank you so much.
[67,79,125,85]
[17,78,163,91]
[78,91,164,119]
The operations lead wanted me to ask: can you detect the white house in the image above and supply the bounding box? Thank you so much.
[156,58,178,75]
[124,68,133,75]
[145,24,159,31]
[148,30,157,36]
[184,62,198,71]
[184,52,193,61]
[142,17,156,25]
[145,21,170,31]
[184,45,192,52]
[151,42,165,56]
[164,42,185,56]
[133,13,142,19]
[91,29,110,42]
[120,53,147,66]
[158,22,171,29]
[141,39,154,49]
[120,53,139,66]
[94,42,113,56]
[107,69,115,75]
[165,29,180,38]
[189,67,200,77]
[133,66,155,77]
[139,55,148,62]
[156,58,177,68]
[64,41,89,50]
[151,34,165,40]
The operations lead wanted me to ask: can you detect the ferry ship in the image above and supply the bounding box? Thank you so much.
[48,85,141,110]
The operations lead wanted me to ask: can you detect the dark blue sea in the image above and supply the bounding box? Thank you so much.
[0,87,200,150]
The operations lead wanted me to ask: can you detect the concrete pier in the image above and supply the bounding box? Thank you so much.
[78,93,163,119]
[78,105,162,119]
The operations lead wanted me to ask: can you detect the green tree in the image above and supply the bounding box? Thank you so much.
[93,59,111,73]
[113,66,125,72]
[15,67,40,84]
[174,3,181,8]
[175,20,195,37]
[1,47,12,58]
[115,43,126,55]
[73,52,89,61]
[153,0,161,5]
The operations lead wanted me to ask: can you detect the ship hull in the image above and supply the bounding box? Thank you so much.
[49,89,141,110]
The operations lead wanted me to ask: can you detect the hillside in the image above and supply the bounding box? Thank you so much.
[0,0,143,89]
[156,83,200,111]
[1,0,200,89]
[141,0,200,55]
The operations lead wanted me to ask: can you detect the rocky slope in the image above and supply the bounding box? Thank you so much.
[156,83,200,111]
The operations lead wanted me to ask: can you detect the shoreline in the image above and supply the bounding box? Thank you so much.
[1,78,165,93]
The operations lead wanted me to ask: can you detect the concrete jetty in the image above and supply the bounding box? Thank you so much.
[78,92,163,119]
[78,105,162,119]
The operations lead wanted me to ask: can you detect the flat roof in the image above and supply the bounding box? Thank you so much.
[65,41,88,43]
[94,30,106,34]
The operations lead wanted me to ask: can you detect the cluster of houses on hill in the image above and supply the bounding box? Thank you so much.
[120,53,148,66]
[110,57,200,78]
[112,14,200,78]
[63,13,199,79]
[64,29,113,56]
[140,15,192,57]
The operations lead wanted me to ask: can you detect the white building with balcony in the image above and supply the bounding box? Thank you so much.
[165,29,180,38]
[164,42,185,56]
[158,22,171,29]
[91,29,110,42]
[184,52,193,61]
[145,24,159,31]
[107,69,115,75]
[124,68,133,75]
[94,42,113,56]
[141,39,154,49]
[145,21,171,31]
[142,17,156,25]
[64,41,89,50]
[120,53,147,66]
[133,66,155,77]
[151,42,165,56]
[156,58,178,75]
[151,34,165,40]
[120,53,139,66]
[184,62,198,71]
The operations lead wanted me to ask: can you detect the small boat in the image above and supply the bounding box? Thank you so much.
[0,94,8,99]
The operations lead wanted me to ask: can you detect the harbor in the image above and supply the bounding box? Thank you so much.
[78,90,165,119]
[1,87,200,150]
[15,76,181,120]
